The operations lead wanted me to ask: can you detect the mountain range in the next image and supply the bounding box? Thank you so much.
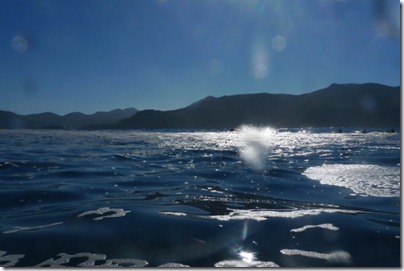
[0,83,400,130]
[0,108,138,129]
[115,83,400,129]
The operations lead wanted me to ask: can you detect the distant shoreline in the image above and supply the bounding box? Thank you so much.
[0,83,400,130]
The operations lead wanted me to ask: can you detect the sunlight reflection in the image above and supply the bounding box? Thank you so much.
[237,125,275,170]
[215,246,278,267]
[238,250,257,263]
[303,164,400,197]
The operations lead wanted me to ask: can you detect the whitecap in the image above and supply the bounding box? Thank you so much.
[97,258,148,267]
[0,251,25,267]
[303,164,400,197]
[280,249,351,264]
[159,211,187,217]
[212,208,359,221]
[161,207,359,221]
[77,207,130,220]
[290,223,339,233]
[34,252,148,267]
[214,259,279,267]
[35,252,106,267]
[158,262,190,267]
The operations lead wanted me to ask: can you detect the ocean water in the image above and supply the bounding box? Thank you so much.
[0,126,400,267]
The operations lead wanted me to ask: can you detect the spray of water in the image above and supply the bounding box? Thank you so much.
[236,125,276,170]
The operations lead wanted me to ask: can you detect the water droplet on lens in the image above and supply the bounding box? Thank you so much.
[11,36,29,53]
[272,35,287,52]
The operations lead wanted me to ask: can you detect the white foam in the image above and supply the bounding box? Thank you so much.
[35,252,105,267]
[3,222,63,234]
[303,164,400,197]
[280,249,351,264]
[160,211,187,217]
[97,258,148,267]
[77,207,130,220]
[212,208,359,221]
[158,262,190,267]
[291,223,339,233]
[161,207,359,221]
[0,251,25,267]
[35,252,148,267]
[214,259,279,267]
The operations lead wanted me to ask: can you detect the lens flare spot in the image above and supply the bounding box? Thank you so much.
[251,35,270,79]
[252,49,269,79]
[241,220,248,240]
[11,36,29,53]
[272,35,287,52]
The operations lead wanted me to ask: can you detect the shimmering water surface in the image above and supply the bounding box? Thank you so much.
[0,127,400,267]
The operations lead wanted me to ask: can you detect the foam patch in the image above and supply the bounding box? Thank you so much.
[214,259,279,267]
[161,207,359,221]
[303,164,400,197]
[280,249,351,264]
[77,207,130,220]
[35,252,148,267]
[0,251,25,267]
[291,223,339,233]
[158,263,190,267]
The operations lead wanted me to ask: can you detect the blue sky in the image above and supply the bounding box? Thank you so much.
[0,0,400,115]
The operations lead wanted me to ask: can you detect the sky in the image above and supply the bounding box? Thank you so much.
[0,0,400,115]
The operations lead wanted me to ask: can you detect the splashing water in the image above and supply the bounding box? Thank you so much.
[236,125,276,170]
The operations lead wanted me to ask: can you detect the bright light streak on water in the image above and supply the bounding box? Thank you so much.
[303,164,400,197]
[239,250,256,263]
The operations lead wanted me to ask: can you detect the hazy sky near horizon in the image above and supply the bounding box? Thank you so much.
[0,0,400,115]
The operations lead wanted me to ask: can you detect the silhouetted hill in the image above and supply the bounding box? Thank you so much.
[1,83,399,130]
[0,108,138,129]
[117,83,400,129]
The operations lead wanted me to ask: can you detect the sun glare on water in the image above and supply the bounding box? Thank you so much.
[236,125,276,170]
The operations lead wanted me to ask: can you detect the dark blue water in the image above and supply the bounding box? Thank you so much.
[0,127,400,267]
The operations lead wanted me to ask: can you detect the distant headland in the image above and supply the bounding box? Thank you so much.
[0,83,400,130]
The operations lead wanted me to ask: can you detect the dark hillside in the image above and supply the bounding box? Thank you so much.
[118,83,399,129]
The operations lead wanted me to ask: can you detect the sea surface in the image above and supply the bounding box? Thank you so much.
[0,126,400,267]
